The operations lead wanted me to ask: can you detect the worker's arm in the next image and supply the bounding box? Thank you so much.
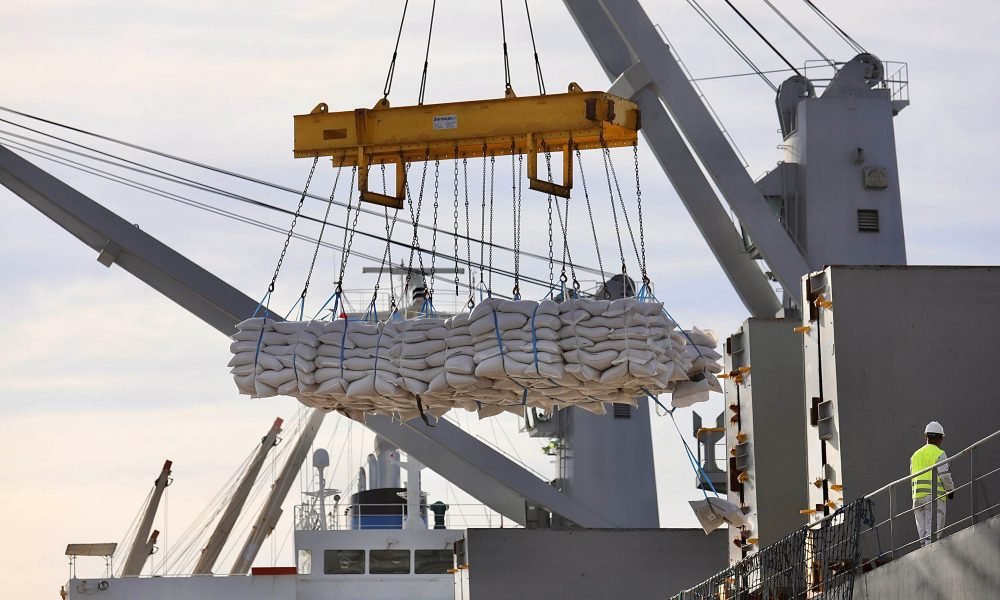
[938,450,956,495]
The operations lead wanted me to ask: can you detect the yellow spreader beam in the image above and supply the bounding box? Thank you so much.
[293,83,640,208]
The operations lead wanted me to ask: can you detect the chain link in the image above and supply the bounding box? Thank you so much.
[576,147,606,281]
[547,186,554,288]
[267,156,319,293]
[463,157,474,299]
[512,148,523,298]
[606,143,642,275]
[336,166,361,289]
[453,151,460,296]
[403,154,430,295]
[634,145,648,285]
[374,167,404,311]
[429,159,440,296]
[488,153,496,293]
[299,158,344,302]
[600,143,627,276]
[546,145,577,291]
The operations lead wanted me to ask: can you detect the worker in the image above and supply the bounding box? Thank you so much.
[910,421,955,546]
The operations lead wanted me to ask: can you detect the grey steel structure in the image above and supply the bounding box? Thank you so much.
[723,319,807,562]
[801,266,1000,550]
[558,0,910,534]
[467,528,727,600]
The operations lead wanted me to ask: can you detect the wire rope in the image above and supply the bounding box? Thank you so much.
[802,0,865,54]
[499,0,514,95]
[0,111,606,276]
[722,0,802,77]
[0,137,518,298]
[417,0,437,105]
[523,0,546,95]
[381,0,410,100]
[684,0,778,92]
[759,0,834,68]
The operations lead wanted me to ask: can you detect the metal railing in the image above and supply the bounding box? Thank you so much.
[674,498,874,599]
[856,428,1000,564]
[802,60,909,103]
[295,502,518,532]
[673,427,1000,599]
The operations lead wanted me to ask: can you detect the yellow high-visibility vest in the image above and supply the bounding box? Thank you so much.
[911,444,946,501]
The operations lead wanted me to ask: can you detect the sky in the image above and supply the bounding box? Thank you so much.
[2,0,1000,597]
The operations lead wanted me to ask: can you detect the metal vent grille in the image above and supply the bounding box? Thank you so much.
[857,209,880,232]
[613,403,631,419]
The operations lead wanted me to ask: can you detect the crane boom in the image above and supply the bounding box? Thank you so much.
[564,0,808,315]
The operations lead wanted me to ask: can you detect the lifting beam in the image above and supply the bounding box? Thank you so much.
[293,84,639,208]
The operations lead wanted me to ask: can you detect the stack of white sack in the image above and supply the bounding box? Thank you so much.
[228,319,322,398]
[464,298,566,417]
[421,312,494,414]
[555,298,696,414]
[385,317,451,420]
[671,327,724,408]
[228,297,723,419]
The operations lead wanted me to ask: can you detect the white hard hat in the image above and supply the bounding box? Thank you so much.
[925,421,945,436]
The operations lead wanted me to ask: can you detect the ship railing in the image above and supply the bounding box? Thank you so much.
[853,427,1000,565]
[294,502,521,532]
[802,59,909,103]
[672,427,1000,599]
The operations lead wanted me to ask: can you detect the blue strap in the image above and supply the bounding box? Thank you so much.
[530,303,542,377]
[373,329,385,387]
[420,296,438,318]
[642,387,719,498]
[251,289,271,318]
[490,305,531,405]
[312,291,341,321]
[251,290,272,372]
[363,297,379,322]
[284,296,306,321]
[338,319,350,380]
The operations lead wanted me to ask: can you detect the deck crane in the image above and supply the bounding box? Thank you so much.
[0,0,909,555]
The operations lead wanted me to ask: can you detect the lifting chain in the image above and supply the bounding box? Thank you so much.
[600,142,627,277]
[479,144,488,291]
[634,145,648,286]
[606,143,642,277]
[428,159,440,297]
[547,182,554,289]
[546,145,578,291]
[511,144,523,299]
[403,153,430,296]
[463,157,475,308]
[374,163,403,313]
[335,167,361,293]
[267,156,319,294]
[453,151,460,296]
[576,147,606,281]
[488,153,496,294]
[298,159,344,307]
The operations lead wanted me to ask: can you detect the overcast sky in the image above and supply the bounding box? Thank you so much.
[2,1,999,597]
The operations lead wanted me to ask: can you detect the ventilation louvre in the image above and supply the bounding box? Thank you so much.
[613,403,631,419]
[857,209,880,232]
